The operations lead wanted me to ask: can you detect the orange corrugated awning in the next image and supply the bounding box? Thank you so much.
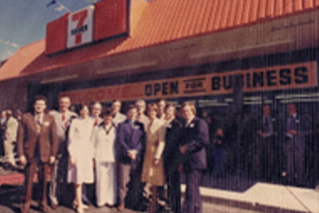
[1,0,319,82]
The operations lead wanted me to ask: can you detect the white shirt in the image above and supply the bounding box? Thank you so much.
[164,117,174,127]
[35,113,44,124]
[185,116,195,127]
[94,123,116,162]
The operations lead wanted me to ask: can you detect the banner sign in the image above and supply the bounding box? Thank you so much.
[60,62,317,103]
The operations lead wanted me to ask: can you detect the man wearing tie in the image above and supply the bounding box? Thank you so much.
[135,99,150,129]
[111,100,126,127]
[254,105,277,180]
[91,102,103,126]
[49,96,77,209]
[17,95,58,213]
[116,104,145,211]
[179,103,209,213]
[283,103,311,185]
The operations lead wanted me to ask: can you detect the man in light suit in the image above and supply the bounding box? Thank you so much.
[283,103,311,185]
[116,104,145,211]
[4,110,19,168]
[111,100,126,127]
[91,102,103,126]
[135,99,150,129]
[179,102,209,213]
[17,95,58,213]
[49,96,77,209]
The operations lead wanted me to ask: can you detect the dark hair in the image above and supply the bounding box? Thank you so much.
[33,95,47,105]
[112,99,121,104]
[102,108,113,117]
[75,103,90,114]
[59,96,71,102]
[164,103,176,112]
[147,103,159,114]
[126,104,137,113]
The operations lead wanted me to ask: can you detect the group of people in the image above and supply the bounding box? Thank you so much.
[3,93,312,213]
[204,102,313,186]
[253,103,311,185]
[16,96,209,213]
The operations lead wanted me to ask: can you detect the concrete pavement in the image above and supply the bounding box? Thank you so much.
[1,167,319,213]
[187,182,319,213]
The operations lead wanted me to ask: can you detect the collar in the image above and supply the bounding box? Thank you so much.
[165,116,175,125]
[291,113,297,119]
[187,116,195,124]
[127,119,136,124]
[35,113,44,118]
[60,110,70,116]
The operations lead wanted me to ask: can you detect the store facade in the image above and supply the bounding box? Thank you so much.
[1,0,319,184]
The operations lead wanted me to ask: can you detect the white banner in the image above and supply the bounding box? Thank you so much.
[67,5,94,49]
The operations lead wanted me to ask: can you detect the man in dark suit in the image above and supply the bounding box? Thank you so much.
[283,103,311,185]
[17,95,58,213]
[179,102,209,213]
[254,105,278,180]
[116,104,145,211]
[163,104,182,213]
[0,110,7,157]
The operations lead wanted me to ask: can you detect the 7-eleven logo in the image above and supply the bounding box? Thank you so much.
[67,5,94,48]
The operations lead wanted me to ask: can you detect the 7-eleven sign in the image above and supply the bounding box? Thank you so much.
[67,5,94,49]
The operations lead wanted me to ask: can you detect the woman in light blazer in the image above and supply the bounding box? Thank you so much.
[141,103,166,213]
[67,103,95,213]
[94,109,117,207]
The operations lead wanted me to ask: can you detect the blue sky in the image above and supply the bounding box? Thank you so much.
[0,0,99,61]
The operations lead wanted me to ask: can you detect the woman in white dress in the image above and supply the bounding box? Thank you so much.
[94,109,117,207]
[67,103,95,213]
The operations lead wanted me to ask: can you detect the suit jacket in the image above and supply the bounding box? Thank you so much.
[116,119,145,164]
[163,118,182,171]
[49,110,77,156]
[17,113,58,163]
[180,117,209,170]
[113,112,127,127]
[285,113,311,147]
[255,115,278,138]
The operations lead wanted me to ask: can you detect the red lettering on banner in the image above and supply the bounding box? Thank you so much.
[120,86,131,99]
[106,87,120,99]
[84,91,94,102]
[95,89,105,100]
[72,10,88,44]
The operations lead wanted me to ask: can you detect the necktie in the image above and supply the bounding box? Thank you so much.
[265,116,269,133]
[62,114,68,128]
[94,118,98,126]
[36,115,42,133]
[288,115,294,131]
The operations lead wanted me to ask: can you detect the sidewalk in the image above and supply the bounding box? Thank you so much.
[1,168,319,213]
[182,182,319,213]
